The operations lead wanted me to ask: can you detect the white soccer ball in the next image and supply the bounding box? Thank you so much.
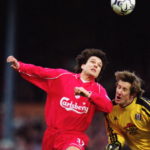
[111,0,136,15]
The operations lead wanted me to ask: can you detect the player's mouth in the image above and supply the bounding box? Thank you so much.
[115,95,122,102]
[91,68,96,73]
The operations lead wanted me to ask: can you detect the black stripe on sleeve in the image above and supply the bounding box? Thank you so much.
[141,108,150,117]
[136,97,150,111]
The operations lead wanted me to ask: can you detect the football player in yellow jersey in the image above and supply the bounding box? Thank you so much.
[105,70,150,150]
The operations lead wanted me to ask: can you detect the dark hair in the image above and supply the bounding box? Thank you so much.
[74,48,108,79]
[115,70,144,97]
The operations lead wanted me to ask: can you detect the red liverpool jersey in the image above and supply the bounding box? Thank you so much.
[18,62,112,132]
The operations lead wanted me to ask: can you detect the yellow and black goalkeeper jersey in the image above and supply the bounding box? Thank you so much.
[106,97,150,150]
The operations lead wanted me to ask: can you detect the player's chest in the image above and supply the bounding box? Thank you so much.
[51,77,94,95]
[112,110,142,135]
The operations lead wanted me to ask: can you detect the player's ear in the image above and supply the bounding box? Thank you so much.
[130,94,135,100]
[81,64,85,70]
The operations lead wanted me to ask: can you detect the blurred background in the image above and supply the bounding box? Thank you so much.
[0,0,150,149]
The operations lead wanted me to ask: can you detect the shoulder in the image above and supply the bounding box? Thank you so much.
[55,68,71,74]
[136,97,150,111]
[94,82,106,90]
[46,68,74,79]
[93,82,107,93]
[56,69,75,76]
[136,97,150,117]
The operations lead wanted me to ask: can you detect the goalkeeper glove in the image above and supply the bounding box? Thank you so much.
[106,142,121,150]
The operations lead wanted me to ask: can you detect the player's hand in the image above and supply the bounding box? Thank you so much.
[7,56,20,70]
[106,142,121,150]
[74,87,91,98]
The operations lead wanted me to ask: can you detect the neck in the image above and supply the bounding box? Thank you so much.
[120,98,134,108]
[80,72,94,82]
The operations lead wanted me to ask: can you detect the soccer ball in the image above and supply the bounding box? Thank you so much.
[111,0,136,15]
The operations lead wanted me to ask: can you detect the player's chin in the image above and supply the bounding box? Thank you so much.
[115,99,122,104]
[90,74,98,79]
[89,72,99,79]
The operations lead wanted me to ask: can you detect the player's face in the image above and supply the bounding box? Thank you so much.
[81,56,102,79]
[115,80,134,107]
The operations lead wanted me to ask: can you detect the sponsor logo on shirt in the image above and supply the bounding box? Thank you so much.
[60,97,89,114]
[124,123,138,135]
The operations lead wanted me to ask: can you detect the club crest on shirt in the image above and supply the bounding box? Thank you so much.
[135,113,142,121]
[60,97,89,114]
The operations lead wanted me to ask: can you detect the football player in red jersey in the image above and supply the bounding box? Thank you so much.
[7,48,113,150]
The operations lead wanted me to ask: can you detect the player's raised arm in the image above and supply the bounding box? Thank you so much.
[7,56,20,70]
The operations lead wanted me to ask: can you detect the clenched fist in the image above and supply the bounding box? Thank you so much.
[74,87,91,98]
[7,56,20,70]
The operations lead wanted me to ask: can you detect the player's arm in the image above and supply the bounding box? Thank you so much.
[7,56,51,77]
[89,87,113,113]
[105,115,125,150]
[7,55,65,92]
[141,106,150,130]
[74,87,91,98]
[74,86,113,113]
[7,56,50,91]
[89,86,113,113]
[7,56,66,78]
